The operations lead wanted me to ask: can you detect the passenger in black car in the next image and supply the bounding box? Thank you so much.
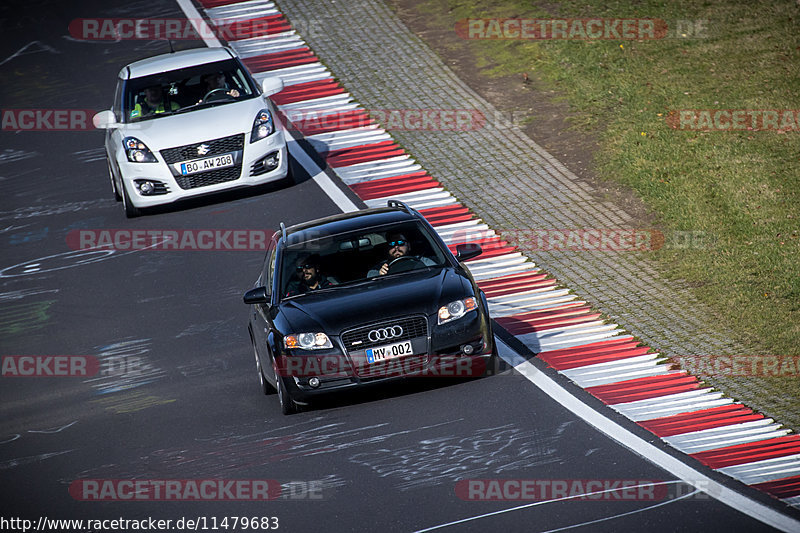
[368,232,435,277]
[285,254,333,296]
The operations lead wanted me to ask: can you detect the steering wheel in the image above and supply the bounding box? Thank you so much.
[386,255,424,274]
[201,88,233,103]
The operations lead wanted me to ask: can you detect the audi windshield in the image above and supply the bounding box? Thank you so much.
[278,221,449,299]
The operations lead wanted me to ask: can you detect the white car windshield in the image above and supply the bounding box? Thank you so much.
[123,59,258,122]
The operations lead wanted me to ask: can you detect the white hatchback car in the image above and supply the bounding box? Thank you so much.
[94,47,289,217]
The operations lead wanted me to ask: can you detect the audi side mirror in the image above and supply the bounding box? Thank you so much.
[455,243,482,262]
[243,286,269,305]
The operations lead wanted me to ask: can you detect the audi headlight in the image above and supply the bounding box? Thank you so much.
[438,297,478,325]
[284,332,333,350]
[123,137,157,163]
[250,109,274,143]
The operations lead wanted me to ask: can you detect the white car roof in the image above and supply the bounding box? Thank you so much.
[122,47,236,80]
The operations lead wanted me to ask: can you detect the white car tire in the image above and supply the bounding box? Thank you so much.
[121,181,141,218]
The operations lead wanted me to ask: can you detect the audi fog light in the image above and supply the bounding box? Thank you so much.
[438,297,478,324]
[308,377,320,388]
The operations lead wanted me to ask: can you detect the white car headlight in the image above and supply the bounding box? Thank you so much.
[250,109,274,143]
[123,136,157,163]
[284,332,333,350]
[438,297,478,324]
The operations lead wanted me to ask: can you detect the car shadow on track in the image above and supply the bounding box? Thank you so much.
[301,377,478,413]
[132,156,310,217]
[298,365,515,414]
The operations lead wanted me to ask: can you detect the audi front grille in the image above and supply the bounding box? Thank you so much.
[340,316,428,353]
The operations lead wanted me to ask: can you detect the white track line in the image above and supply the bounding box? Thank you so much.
[496,339,800,533]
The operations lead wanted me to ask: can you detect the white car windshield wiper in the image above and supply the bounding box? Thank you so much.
[174,101,229,114]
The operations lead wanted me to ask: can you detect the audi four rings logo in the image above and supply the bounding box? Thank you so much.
[368,326,403,342]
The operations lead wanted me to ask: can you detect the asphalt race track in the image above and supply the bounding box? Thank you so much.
[0,1,795,531]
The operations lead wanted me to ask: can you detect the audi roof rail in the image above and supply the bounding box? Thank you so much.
[387,199,426,222]
[389,199,424,214]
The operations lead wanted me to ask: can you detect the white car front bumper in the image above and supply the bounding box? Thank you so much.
[117,130,288,209]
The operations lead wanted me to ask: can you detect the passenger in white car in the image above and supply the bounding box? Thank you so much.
[130,86,178,119]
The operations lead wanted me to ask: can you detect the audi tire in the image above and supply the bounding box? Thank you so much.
[272,356,299,415]
[251,337,273,395]
[484,341,500,377]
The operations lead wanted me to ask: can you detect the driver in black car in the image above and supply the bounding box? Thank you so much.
[197,71,239,103]
[368,232,435,277]
[285,254,333,296]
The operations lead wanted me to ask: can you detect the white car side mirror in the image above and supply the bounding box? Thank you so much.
[261,77,284,97]
[93,110,118,129]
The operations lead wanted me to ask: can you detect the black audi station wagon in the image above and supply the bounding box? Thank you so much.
[243,200,496,414]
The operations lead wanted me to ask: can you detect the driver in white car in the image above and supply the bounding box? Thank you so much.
[368,232,435,277]
[198,71,240,103]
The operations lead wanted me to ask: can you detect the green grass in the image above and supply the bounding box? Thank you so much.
[409,0,800,356]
